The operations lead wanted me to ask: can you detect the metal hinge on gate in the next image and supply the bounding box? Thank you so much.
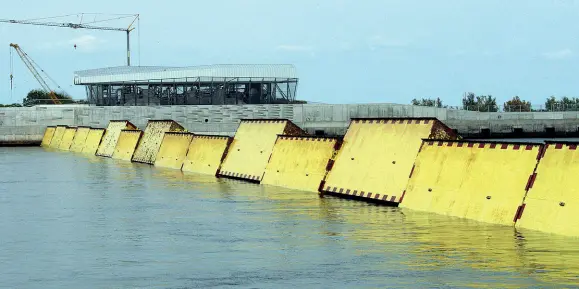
[525,173,537,191]
[409,164,416,178]
[326,159,335,171]
[536,146,546,160]
[513,204,527,222]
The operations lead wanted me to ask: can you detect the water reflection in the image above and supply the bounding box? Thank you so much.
[153,173,579,286]
[3,148,579,287]
[170,176,579,286]
[126,165,579,286]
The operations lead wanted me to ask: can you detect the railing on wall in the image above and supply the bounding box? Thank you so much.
[445,104,579,112]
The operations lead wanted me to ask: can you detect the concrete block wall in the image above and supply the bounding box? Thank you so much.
[4,103,579,144]
[0,107,75,144]
[74,105,300,136]
[299,104,448,136]
[446,110,579,136]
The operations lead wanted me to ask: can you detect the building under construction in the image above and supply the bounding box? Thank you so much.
[73,64,299,106]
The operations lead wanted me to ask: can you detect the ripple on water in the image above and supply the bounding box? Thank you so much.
[0,147,578,288]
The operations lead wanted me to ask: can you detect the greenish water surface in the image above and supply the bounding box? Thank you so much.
[1,147,578,288]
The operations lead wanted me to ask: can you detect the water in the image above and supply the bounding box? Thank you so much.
[1,147,579,288]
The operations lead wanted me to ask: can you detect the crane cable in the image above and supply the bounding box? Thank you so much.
[138,15,141,66]
[82,15,136,25]
[9,46,13,99]
[20,49,66,94]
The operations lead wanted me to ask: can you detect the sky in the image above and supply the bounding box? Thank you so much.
[1,0,579,107]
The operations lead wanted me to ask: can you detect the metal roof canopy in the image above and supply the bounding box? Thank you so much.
[74,64,298,85]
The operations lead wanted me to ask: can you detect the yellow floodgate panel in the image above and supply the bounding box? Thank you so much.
[58,127,78,150]
[132,120,185,164]
[82,128,106,155]
[262,136,339,193]
[219,119,304,182]
[96,120,137,157]
[321,118,458,204]
[516,142,579,236]
[401,140,542,226]
[49,125,68,148]
[69,126,91,152]
[154,132,194,169]
[41,126,56,147]
[112,129,143,161]
[182,135,232,175]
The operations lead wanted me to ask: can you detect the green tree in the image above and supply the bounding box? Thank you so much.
[504,96,531,112]
[476,95,498,112]
[23,89,74,105]
[545,96,579,111]
[0,103,22,107]
[411,97,443,107]
[462,92,498,112]
[461,92,476,110]
[545,96,557,111]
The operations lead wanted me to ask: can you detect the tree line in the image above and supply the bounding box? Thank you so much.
[0,89,87,107]
[411,92,579,112]
[2,89,577,111]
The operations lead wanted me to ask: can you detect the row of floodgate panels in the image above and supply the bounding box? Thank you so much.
[40,117,578,237]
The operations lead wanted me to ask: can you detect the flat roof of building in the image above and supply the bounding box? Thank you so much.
[74,64,298,85]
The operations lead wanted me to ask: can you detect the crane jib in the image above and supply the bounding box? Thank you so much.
[0,15,138,66]
[10,43,63,104]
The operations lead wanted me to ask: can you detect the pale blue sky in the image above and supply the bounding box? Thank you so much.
[1,0,579,106]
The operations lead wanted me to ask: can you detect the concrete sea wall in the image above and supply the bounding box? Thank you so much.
[6,103,579,144]
[34,115,579,237]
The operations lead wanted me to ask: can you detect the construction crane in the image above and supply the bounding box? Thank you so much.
[10,43,64,104]
[0,14,139,66]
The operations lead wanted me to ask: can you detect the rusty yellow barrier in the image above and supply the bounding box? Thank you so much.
[112,129,143,161]
[132,120,185,164]
[262,136,340,193]
[154,132,194,169]
[219,119,304,182]
[40,126,56,147]
[321,118,458,204]
[82,128,106,155]
[49,125,68,148]
[516,142,579,236]
[96,120,137,157]
[58,127,78,150]
[69,126,91,152]
[182,135,232,175]
[401,140,542,226]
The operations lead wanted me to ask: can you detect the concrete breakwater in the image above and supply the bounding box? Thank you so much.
[40,117,577,237]
[7,103,579,145]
